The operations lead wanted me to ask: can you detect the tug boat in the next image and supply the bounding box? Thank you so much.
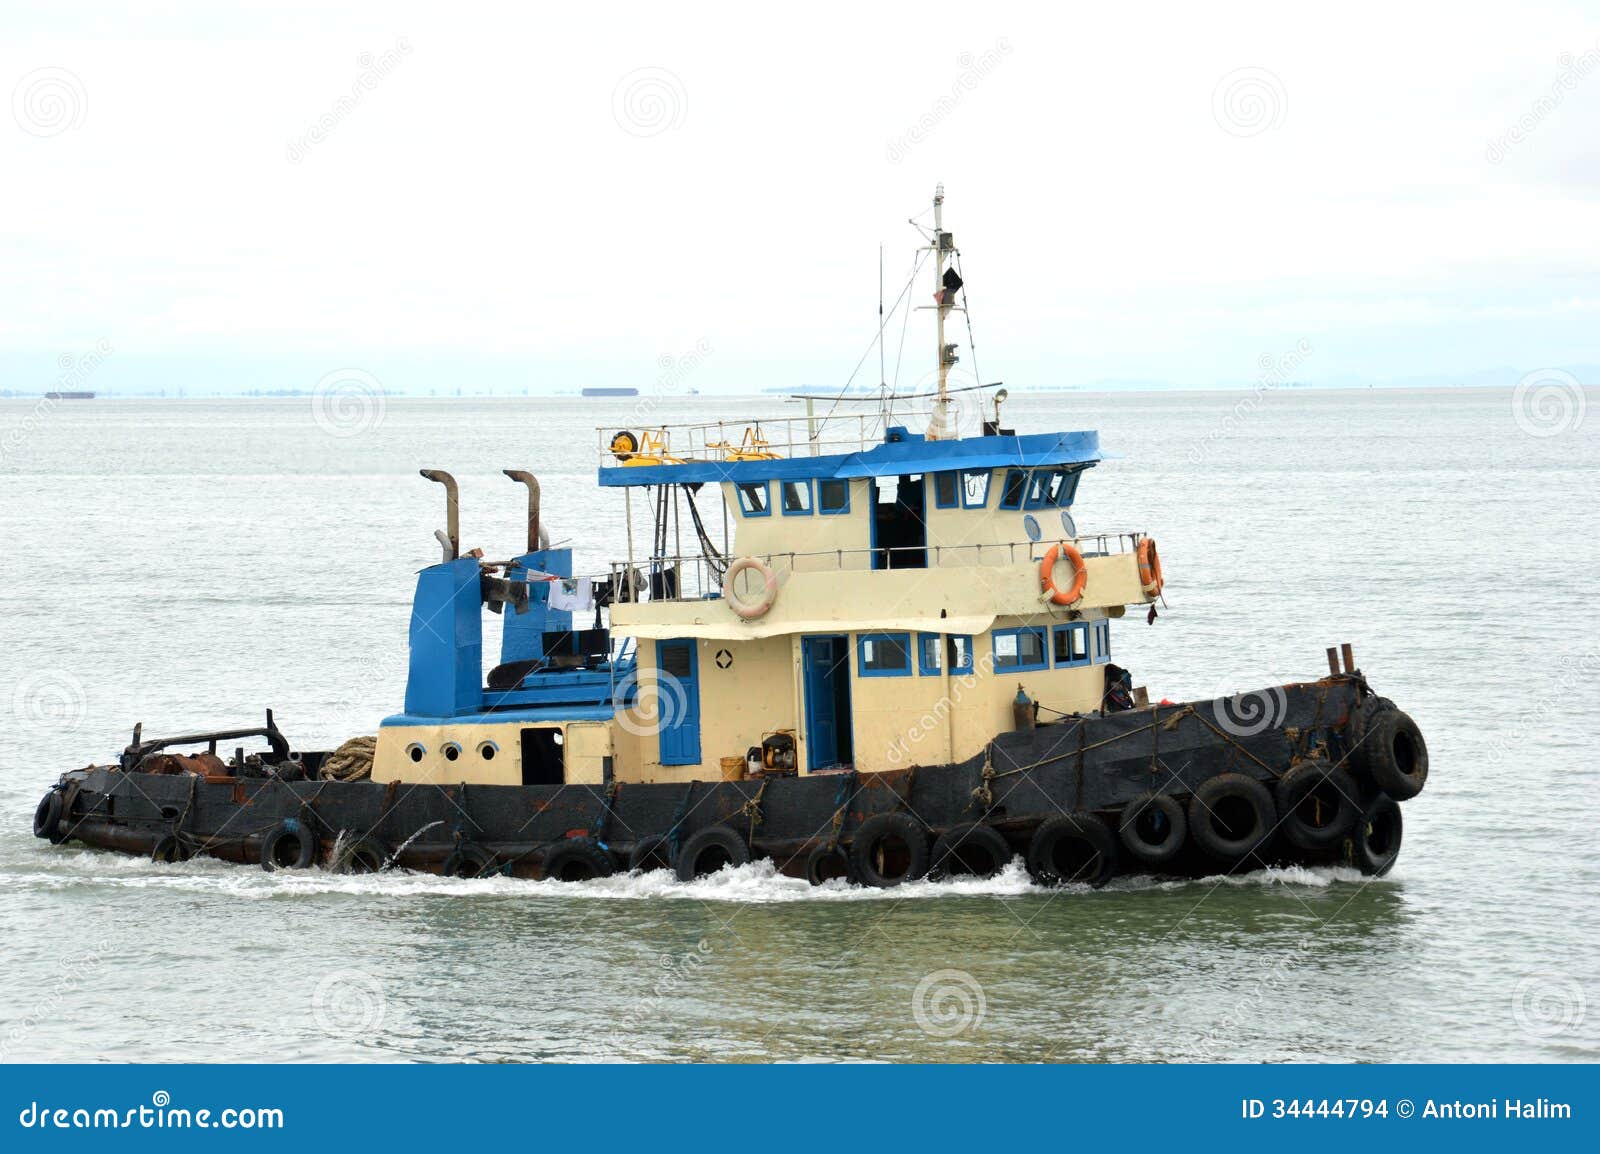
[32,189,1429,887]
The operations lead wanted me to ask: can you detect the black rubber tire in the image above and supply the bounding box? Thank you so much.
[1117,793,1187,867]
[1366,711,1428,800]
[929,823,1012,879]
[543,837,617,882]
[850,813,931,888]
[1027,814,1118,887]
[440,842,498,878]
[804,844,854,886]
[338,834,391,874]
[1349,793,1403,876]
[150,834,193,864]
[1187,773,1276,861]
[1275,759,1360,849]
[32,791,63,843]
[627,835,673,873]
[675,824,749,882]
[260,820,318,871]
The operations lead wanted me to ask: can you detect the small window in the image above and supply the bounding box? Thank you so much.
[933,472,959,509]
[999,469,1027,510]
[858,632,911,676]
[1056,469,1081,507]
[993,627,1047,671]
[818,478,850,514]
[946,635,974,673]
[781,479,813,515]
[1053,622,1091,667]
[962,469,991,508]
[1024,471,1053,510]
[1095,620,1111,661]
[917,633,943,675]
[736,481,770,517]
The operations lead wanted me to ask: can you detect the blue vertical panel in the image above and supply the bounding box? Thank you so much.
[656,639,700,766]
[500,547,573,664]
[404,557,484,717]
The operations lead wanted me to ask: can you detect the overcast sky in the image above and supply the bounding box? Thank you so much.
[2,0,1598,394]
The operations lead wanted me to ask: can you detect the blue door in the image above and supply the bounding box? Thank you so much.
[802,635,852,770]
[657,639,700,765]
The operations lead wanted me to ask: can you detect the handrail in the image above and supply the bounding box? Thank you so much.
[597,412,886,467]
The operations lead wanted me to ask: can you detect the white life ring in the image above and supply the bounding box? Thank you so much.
[723,557,778,619]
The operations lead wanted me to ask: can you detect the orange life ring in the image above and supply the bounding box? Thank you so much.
[1136,536,1164,596]
[723,556,778,619]
[1039,542,1087,606]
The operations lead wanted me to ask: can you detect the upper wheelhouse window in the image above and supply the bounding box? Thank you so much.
[736,481,771,517]
[998,469,1027,510]
[781,479,813,515]
[818,478,850,514]
[933,471,959,509]
[962,469,991,508]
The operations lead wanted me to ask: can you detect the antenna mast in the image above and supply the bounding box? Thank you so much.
[928,183,959,439]
[878,244,888,426]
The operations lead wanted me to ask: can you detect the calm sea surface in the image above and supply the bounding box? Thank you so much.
[1,387,1596,1062]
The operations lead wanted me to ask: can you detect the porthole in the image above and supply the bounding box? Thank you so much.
[478,741,498,761]
[1023,514,1041,542]
[442,742,462,762]
[406,743,425,763]
[1060,510,1077,539]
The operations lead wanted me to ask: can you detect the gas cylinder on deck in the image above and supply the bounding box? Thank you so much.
[1013,686,1035,732]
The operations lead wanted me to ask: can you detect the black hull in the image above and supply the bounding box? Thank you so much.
[34,674,1418,885]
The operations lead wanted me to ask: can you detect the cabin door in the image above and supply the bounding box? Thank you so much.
[656,639,701,766]
[802,635,853,771]
[871,474,928,569]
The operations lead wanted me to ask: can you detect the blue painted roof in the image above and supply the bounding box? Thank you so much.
[598,428,1104,487]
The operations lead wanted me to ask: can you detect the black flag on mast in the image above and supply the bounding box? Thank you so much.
[933,266,963,304]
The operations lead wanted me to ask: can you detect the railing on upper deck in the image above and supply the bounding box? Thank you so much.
[597,413,887,468]
[603,532,1145,605]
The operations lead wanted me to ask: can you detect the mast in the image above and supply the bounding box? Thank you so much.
[928,183,957,439]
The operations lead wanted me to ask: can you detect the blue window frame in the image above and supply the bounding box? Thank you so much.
[1052,622,1091,668]
[1055,469,1082,507]
[736,481,771,517]
[858,632,912,677]
[932,471,959,509]
[962,469,991,508]
[818,478,850,514]
[780,479,813,515]
[992,627,1047,671]
[1024,470,1054,510]
[998,469,1027,511]
[917,633,971,675]
[1094,620,1111,662]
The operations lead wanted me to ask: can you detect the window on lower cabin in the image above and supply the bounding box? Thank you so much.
[781,479,812,514]
[1053,622,1091,667]
[858,632,911,676]
[962,469,991,508]
[1095,621,1111,661]
[736,481,770,516]
[947,634,974,673]
[933,471,959,508]
[918,633,942,674]
[818,478,849,514]
[999,469,1027,510]
[993,627,1047,670]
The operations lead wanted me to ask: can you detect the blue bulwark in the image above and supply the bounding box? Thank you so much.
[404,557,486,717]
[500,547,573,665]
[598,429,1104,487]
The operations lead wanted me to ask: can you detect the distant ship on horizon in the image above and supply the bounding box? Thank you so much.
[44,391,95,400]
[581,387,639,398]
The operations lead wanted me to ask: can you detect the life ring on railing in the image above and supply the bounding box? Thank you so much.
[723,556,778,619]
[1136,536,1164,596]
[1039,542,1088,606]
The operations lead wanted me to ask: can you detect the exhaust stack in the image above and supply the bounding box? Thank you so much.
[419,469,459,560]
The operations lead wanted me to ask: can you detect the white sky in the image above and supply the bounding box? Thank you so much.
[2,0,1598,392]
